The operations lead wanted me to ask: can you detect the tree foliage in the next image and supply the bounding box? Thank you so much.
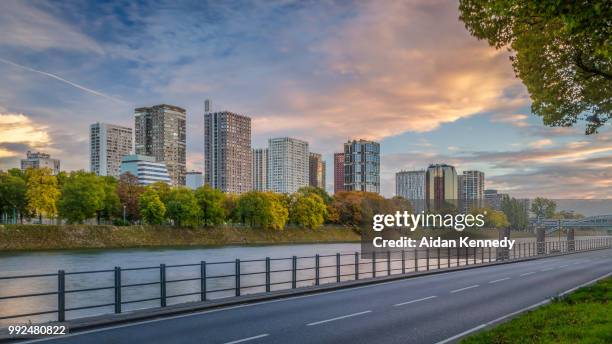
[290,193,327,229]
[501,196,529,230]
[472,207,510,228]
[459,0,612,134]
[25,168,60,220]
[530,197,557,218]
[139,188,166,225]
[194,185,226,226]
[58,171,105,224]
[117,172,144,222]
[237,191,288,230]
[165,188,201,227]
[0,169,28,221]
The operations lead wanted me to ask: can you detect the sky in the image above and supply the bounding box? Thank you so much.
[0,0,610,199]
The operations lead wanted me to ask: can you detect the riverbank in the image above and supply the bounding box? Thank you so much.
[0,224,361,251]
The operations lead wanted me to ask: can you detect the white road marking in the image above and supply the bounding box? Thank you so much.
[540,267,555,272]
[223,334,269,344]
[520,272,536,277]
[450,285,479,293]
[559,265,569,268]
[306,310,372,326]
[435,272,612,344]
[394,296,437,307]
[488,277,510,284]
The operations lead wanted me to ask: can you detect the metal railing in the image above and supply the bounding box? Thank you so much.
[0,238,610,325]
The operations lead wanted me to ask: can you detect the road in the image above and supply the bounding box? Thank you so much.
[23,248,612,344]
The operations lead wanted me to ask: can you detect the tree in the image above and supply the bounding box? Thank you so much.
[165,188,201,227]
[25,168,60,222]
[98,176,121,223]
[223,193,239,223]
[139,189,166,225]
[117,172,144,222]
[501,196,529,230]
[471,207,510,228]
[237,191,288,230]
[58,171,105,224]
[290,193,327,229]
[194,185,226,226]
[296,186,332,205]
[459,1,611,134]
[0,169,27,223]
[530,197,557,219]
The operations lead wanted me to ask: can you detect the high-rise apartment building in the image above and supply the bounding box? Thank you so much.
[134,104,186,185]
[484,189,507,211]
[344,140,380,193]
[252,148,268,191]
[186,171,203,190]
[90,122,133,178]
[426,164,458,210]
[204,111,252,194]
[309,153,326,189]
[120,155,171,185]
[333,153,345,194]
[461,170,485,211]
[20,151,60,175]
[396,170,426,213]
[268,137,309,194]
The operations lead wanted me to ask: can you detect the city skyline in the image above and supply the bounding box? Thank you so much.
[0,0,610,198]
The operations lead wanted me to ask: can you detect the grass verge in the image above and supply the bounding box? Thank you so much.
[461,277,612,344]
[0,224,361,251]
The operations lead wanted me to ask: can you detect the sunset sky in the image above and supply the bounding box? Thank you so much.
[0,0,610,198]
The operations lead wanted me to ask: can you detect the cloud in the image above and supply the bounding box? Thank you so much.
[0,112,50,158]
[0,0,103,54]
[490,113,530,127]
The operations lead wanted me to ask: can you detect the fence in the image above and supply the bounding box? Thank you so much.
[1,237,611,325]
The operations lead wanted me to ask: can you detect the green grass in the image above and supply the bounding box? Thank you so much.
[0,224,361,251]
[461,277,612,344]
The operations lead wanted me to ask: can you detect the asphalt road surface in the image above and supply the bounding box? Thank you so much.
[22,248,612,344]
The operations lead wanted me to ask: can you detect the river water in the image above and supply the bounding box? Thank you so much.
[0,237,602,326]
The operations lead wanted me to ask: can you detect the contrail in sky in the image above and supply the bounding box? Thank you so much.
[0,57,127,104]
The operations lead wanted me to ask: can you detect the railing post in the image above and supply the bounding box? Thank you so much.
[160,264,166,307]
[387,251,391,276]
[401,250,406,274]
[291,256,297,289]
[235,259,241,296]
[437,247,441,269]
[481,246,484,263]
[372,251,377,277]
[414,249,418,272]
[447,247,451,268]
[336,253,341,283]
[114,267,122,313]
[265,257,271,292]
[200,261,207,301]
[473,247,477,264]
[57,270,65,322]
[315,254,320,285]
[355,252,359,280]
[426,247,430,271]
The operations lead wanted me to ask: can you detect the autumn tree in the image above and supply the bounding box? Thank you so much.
[25,168,60,223]
[459,0,611,133]
[117,172,144,222]
[139,188,166,225]
[289,193,327,229]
